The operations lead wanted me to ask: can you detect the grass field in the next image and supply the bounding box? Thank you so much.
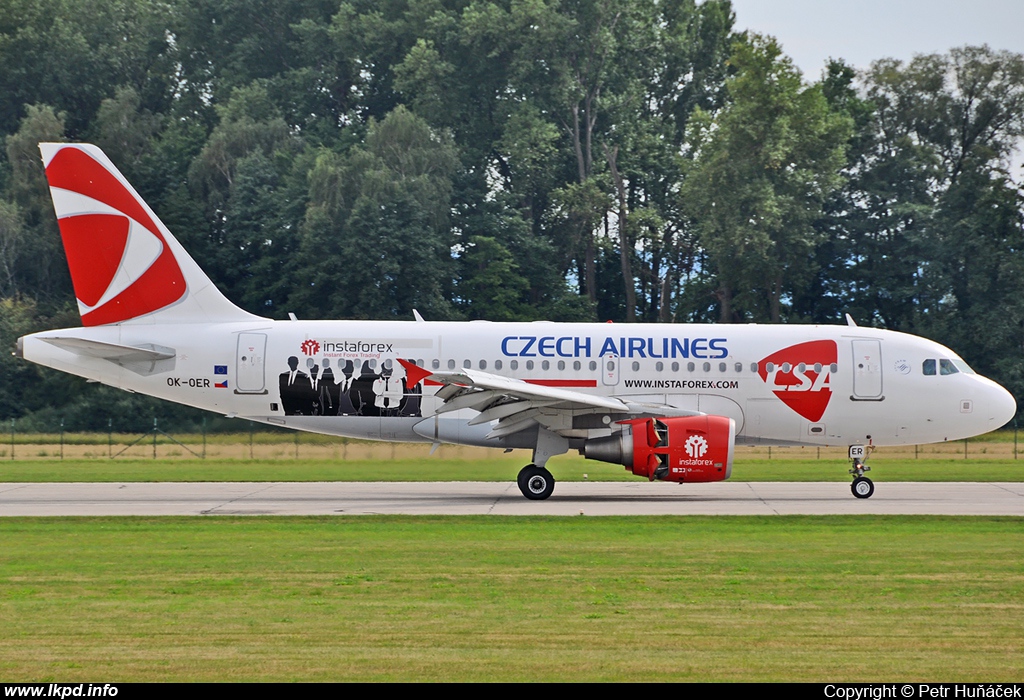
[0,515,1021,681]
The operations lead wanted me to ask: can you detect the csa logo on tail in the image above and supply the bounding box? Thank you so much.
[43,146,187,326]
[758,340,837,421]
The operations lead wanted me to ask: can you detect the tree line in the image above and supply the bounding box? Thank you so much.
[2,0,1023,430]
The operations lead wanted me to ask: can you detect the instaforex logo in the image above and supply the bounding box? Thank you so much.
[684,434,708,459]
[299,339,396,357]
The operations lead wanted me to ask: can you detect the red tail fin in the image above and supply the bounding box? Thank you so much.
[40,143,260,326]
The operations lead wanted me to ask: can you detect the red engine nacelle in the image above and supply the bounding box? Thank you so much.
[583,415,735,482]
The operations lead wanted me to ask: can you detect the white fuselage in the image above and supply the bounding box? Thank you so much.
[20,319,1016,448]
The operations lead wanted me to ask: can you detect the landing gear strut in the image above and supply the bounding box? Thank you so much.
[517,464,555,500]
[848,444,874,499]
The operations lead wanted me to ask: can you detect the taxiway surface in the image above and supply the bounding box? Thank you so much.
[1,481,1022,516]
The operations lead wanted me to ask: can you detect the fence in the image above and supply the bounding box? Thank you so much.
[0,418,1019,461]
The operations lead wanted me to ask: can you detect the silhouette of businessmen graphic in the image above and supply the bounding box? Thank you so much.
[278,356,422,417]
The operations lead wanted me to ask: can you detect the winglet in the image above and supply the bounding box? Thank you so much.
[398,358,433,387]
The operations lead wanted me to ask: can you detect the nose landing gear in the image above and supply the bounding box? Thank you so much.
[848,444,873,498]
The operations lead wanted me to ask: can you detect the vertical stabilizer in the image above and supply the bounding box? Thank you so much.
[39,143,263,326]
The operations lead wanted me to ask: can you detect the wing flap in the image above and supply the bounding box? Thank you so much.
[397,359,706,440]
[400,359,704,440]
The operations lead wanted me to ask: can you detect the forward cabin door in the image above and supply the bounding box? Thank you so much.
[851,339,883,400]
[235,332,268,394]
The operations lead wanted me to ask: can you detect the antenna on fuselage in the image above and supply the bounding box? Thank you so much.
[845,313,858,327]
[413,309,425,322]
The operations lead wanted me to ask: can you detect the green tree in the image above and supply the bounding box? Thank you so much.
[683,34,851,322]
[89,86,163,181]
[0,0,175,136]
[4,105,70,304]
[295,106,459,319]
[458,235,530,320]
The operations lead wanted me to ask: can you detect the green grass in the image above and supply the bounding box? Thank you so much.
[0,516,1021,681]
[0,454,1022,482]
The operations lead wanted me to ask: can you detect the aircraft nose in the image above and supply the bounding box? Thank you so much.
[983,379,1017,429]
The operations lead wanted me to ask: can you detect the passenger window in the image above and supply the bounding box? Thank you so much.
[671,362,679,372]
[702,362,711,372]
[573,361,581,371]
[589,361,597,371]
[923,359,936,376]
[542,360,550,370]
[432,359,440,370]
[687,362,695,372]
[735,362,742,373]
[718,362,726,372]
[495,360,502,370]
[939,359,958,375]
[656,361,664,372]
[510,360,519,370]
[813,363,822,373]
[463,359,472,369]
[631,361,640,371]
[829,363,838,373]
[448,359,456,370]
[750,362,758,373]
[526,360,535,370]
[557,360,565,370]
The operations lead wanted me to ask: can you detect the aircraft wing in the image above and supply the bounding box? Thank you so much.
[398,359,699,439]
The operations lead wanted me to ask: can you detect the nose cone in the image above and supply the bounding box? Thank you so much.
[983,378,1017,430]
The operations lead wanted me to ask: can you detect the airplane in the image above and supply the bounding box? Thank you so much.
[15,143,1018,500]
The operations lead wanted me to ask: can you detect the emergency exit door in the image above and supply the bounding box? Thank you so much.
[601,354,620,386]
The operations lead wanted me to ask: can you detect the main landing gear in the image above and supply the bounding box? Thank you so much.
[848,444,874,499]
[517,464,555,500]
[516,427,567,500]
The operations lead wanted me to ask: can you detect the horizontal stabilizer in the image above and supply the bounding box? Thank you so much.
[40,337,176,376]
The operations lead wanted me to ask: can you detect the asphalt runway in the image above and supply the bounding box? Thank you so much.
[0,481,1022,516]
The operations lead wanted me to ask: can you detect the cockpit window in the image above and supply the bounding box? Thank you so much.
[952,360,975,375]
[923,359,936,376]
[939,359,958,375]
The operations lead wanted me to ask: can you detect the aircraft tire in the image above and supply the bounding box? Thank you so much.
[851,476,874,499]
[518,465,555,500]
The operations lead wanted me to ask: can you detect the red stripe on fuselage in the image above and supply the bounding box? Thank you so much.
[525,379,597,388]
